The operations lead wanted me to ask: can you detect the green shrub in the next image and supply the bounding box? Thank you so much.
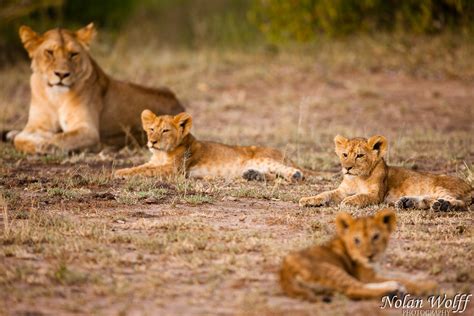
[250,0,474,42]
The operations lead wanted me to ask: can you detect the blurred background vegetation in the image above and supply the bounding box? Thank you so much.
[0,0,473,65]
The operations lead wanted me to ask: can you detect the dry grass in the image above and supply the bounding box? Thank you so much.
[0,35,473,315]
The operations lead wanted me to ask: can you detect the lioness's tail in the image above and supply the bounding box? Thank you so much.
[1,130,11,142]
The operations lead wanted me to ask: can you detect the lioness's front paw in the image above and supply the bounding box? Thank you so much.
[37,141,59,154]
[299,196,326,207]
[341,196,364,208]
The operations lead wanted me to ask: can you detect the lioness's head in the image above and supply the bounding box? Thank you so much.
[19,23,96,90]
[141,110,193,152]
[334,135,388,177]
[336,209,396,266]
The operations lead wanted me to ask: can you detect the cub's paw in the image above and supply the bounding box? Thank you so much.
[431,199,452,212]
[414,280,438,296]
[299,196,326,208]
[243,169,265,181]
[395,197,416,209]
[367,281,406,294]
[114,168,132,179]
[291,170,303,182]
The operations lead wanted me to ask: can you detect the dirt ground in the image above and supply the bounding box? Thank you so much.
[0,40,473,315]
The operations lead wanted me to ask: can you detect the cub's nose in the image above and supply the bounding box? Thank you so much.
[150,140,158,145]
[54,71,70,80]
[346,166,353,171]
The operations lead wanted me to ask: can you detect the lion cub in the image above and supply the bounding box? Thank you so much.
[115,110,303,181]
[280,209,437,301]
[299,135,472,211]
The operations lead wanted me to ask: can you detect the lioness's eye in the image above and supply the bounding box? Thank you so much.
[343,153,348,158]
[69,52,79,59]
[357,154,365,158]
[354,237,360,245]
[45,49,53,57]
[372,233,380,241]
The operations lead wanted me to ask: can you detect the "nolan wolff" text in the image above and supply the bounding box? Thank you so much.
[380,294,472,313]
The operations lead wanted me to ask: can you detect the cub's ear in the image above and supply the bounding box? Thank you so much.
[76,23,96,48]
[335,212,354,236]
[19,25,41,57]
[367,135,388,157]
[374,208,397,233]
[141,109,156,129]
[174,112,193,136]
[334,135,348,148]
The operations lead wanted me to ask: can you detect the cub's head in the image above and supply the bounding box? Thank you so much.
[335,209,396,267]
[19,23,96,91]
[334,135,388,177]
[141,110,193,152]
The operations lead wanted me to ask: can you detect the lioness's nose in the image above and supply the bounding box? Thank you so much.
[54,71,70,80]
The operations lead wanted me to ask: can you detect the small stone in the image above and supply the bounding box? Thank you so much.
[144,197,159,204]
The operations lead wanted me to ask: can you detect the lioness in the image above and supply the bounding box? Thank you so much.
[114,110,304,181]
[9,23,184,153]
[299,135,472,211]
[280,209,437,301]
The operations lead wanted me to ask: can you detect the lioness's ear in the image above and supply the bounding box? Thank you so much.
[19,25,41,57]
[174,112,193,136]
[374,208,396,233]
[76,23,96,48]
[367,135,387,157]
[335,212,353,236]
[141,109,156,129]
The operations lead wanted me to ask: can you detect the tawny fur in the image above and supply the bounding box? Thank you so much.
[11,23,184,154]
[115,110,303,182]
[299,135,472,211]
[280,209,438,301]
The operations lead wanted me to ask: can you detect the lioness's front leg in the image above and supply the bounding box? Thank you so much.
[13,104,57,153]
[299,189,346,207]
[341,193,383,208]
[50,125,100,152]
[115,163,176,178]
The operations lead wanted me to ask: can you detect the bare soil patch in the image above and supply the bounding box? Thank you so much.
[0,48,473,315]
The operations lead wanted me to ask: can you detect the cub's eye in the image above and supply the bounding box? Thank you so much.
[357,154,365,158]
[69,52,79,59]
[343,153,348,158]
[162,129,170,133]
[372,233,380,241]
[45,49,54,57]
[149,128,154,132]
[354,237,360,245]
